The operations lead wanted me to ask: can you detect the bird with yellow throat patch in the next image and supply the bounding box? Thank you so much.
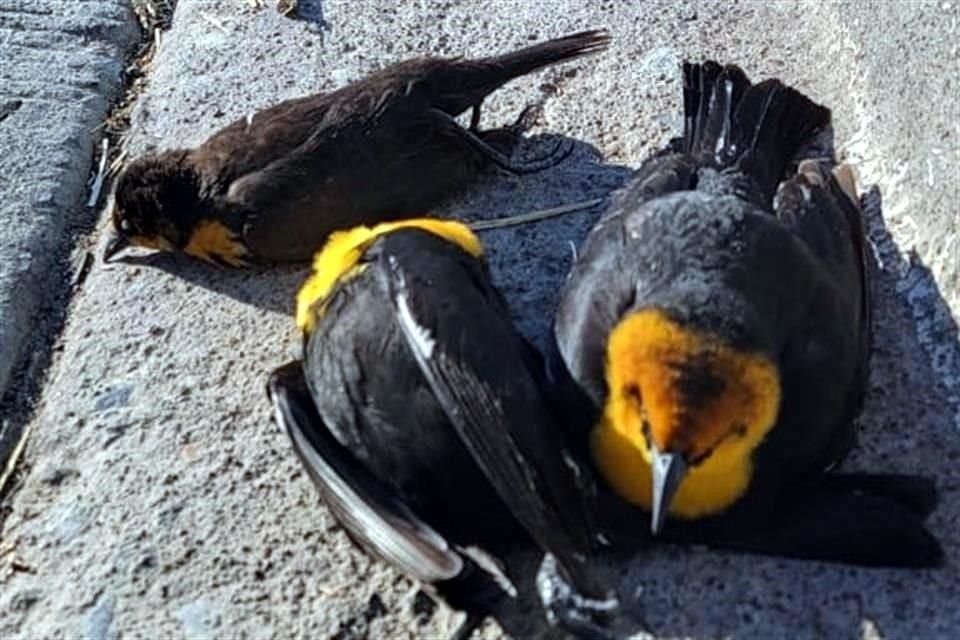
[268,218,615,639]
[102,30,610,267]
[552,61,942,567]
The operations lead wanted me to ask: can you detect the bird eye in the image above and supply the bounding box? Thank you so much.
[624,383,642,404]
[119,218,132,233]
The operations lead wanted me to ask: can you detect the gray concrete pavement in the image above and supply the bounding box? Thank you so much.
[1,1,958,639]
[0,0,138,401]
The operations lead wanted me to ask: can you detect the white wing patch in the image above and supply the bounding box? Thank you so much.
[714,78,734,156]
[272,400,289,435]
[395,286,436,359]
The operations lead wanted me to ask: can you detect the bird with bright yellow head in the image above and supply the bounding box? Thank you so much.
[553,61,942,567]
[270,218,614,638]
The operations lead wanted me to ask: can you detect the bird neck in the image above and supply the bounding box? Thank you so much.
[151,153,212,247]
[296,219,483,333]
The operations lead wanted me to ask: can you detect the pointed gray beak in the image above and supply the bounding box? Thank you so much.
[102,232,130,263]
[650,444,688,535]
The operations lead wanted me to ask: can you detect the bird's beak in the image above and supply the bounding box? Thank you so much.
[650,444,688,535]
[102,232,130,263]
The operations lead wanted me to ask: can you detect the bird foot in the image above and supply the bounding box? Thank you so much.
[536,555,620,640]
[796,159,826,187]
[430,108,567,175]
[508,101,546,134]
[514,137,576,173]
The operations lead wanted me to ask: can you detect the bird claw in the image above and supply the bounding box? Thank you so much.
[536,554,620,640]
[430,107,565,175]
[508,102,546,133]
[797,159,825,187]
[548,601,621,640]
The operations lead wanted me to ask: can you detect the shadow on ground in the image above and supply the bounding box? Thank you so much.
[286,0,330,32]
[111,251,308,316]
[443,134,633,348]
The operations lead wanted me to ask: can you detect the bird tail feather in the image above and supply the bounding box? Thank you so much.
[681,61,832,200]
[481,29,611,81]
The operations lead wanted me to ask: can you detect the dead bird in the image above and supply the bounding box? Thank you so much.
[552,60,942,567]
[269,218,616,639]
[103,30,610,267]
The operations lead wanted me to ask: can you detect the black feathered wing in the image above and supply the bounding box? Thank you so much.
[382,251,603,598]
[772,161,872,466]
[226,109,522,262]
[667,472,942,568]
[267,361,464,583]
[224,118,391,262]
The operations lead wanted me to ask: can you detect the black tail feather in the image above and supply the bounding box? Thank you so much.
[659,472,942,568]
[433,29,610,120]
[682,61,832,202]
[814,472,939,519]
[683,61,751,157]
[482,29,611,81]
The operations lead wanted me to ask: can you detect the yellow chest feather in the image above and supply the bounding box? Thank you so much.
[591,417,753,519]
[184,219,251,267]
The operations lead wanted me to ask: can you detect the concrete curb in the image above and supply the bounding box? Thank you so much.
[0,0,139,404]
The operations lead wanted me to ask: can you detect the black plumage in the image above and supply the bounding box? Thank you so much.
[269,221,609,638]
[552,61,941,567]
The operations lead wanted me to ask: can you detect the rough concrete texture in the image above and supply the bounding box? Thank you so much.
[1,1,958,639]
[0,0,139,400]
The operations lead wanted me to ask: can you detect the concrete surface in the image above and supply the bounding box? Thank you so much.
[1,1,958,639]
[0,0,138,403]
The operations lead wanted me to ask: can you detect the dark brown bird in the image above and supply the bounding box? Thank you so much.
[103,29,610,267]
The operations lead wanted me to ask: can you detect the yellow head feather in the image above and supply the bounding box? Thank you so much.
[594,308,781,519]
[295,218,483,333]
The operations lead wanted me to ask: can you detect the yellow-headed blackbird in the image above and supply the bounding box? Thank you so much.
[267,219,612,638]
[552,61,942,567]
[103,30,610,267]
